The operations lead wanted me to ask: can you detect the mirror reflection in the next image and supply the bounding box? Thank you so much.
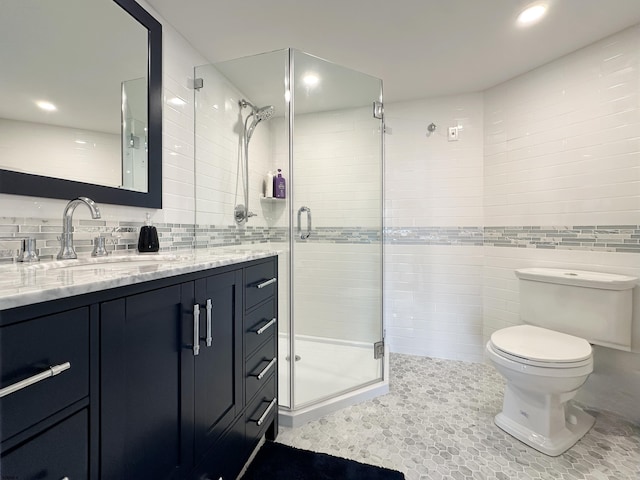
[0,0,149,192]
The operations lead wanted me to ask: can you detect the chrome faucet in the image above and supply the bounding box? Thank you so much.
[57,197,101,260]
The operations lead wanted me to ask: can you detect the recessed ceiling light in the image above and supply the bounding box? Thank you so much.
[517,3,547,26]
[36,100,57,111]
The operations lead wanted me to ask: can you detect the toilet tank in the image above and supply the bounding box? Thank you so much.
[515,268,637,351]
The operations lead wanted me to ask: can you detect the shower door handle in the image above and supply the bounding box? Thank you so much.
[297,206,312,240]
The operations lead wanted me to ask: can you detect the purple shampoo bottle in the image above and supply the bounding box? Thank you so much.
[274,169,286,199]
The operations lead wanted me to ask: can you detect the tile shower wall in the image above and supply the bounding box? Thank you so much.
[384,94,486,363]
[482,25,640,422]
[272,107,383,342]
[0,1,201,241]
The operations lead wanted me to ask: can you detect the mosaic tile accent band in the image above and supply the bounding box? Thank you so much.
[1,217,638,261]
[484,225,640,253]
[385,225,640,253]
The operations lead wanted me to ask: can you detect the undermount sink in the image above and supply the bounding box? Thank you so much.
[28,254,183,272]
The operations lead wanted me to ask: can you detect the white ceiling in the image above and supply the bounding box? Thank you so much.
[146,0,640,102]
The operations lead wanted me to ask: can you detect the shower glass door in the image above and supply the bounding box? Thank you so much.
[289,50,384,409]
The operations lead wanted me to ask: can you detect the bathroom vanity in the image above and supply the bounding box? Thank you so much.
[0,251,279,480]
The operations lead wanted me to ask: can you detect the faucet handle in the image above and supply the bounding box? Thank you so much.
[91,236,109,257]
[17,237,39,263]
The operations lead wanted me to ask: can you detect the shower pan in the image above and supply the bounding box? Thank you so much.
[194,49,386,427]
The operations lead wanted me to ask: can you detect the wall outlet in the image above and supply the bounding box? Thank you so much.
[448,126,459,141]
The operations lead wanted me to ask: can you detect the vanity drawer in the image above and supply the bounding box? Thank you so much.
[0,307,90,441]
[246,336,276,404]
[244,299,276,357]
[245,375,276,445]
[245,259,277,310]
[1,409,89,479]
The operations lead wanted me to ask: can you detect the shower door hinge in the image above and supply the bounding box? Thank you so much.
[374,340,384,359]
[373,101,384,119]
[192,78,204,90]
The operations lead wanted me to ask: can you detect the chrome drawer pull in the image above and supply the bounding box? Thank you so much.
[193,304,200,356]
[205,298,213,347]
[256,397,277,426]
[253,357,277,380]
[256,318,276,335]
[256,278,276,289]
[0,362,71,398]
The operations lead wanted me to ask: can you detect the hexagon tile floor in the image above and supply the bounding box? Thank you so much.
[276,353,640,480]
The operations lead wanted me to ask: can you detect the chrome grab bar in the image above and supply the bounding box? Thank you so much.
[193,304,200,356]
[0,362,71,398]
[297,206,312,239]
[252,357,277,380]
[205,299,213,347]
[256,318,276,335]
[256,397,277,426]
[256,278,276,289]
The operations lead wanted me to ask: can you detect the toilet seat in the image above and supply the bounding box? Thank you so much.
[489,325,592,368]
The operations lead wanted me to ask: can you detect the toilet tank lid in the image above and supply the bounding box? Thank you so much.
[515,268,637,290]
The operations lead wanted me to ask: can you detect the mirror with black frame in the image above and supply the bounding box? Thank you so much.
[0,0,162,208]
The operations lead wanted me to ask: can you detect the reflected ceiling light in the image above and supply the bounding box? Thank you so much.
[517,3,547,26]
[303,74,319,87]
[168,97,186,106]
[74,140,87,145]
[284,90,291,102]
[36,100,57,111]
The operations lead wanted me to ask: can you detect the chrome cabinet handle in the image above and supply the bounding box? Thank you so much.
[0,362,71,398]
[256,278,276,289]
[256,397,277,426]
[297,206,311,239]
[252,357,277,380]
[256,318,276,335]
[205,298,213,347]
[193,304,200,356]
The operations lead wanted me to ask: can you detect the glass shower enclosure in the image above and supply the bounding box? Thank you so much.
[194,49,385,426]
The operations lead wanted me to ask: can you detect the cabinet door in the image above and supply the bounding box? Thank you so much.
[100,283,194,480]
[193,270,243,461]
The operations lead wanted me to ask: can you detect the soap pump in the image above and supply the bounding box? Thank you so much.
[137,213,160,253]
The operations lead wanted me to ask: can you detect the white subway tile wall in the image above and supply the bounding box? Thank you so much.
[384,94,485,362]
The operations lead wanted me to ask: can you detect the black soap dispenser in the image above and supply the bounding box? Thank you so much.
[137,213,160,253]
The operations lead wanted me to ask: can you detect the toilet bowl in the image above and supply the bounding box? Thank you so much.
[487,268,636,456]
[486,325,594,456]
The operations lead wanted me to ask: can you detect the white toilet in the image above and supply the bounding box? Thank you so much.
[486,267,637,456]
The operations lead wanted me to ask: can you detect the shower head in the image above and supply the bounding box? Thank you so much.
[255,105,275,121]
[241,100,275,142]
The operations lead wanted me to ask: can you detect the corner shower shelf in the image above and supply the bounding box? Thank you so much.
[260,196,286,202]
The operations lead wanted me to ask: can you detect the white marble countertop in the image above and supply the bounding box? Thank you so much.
[0,248,280,310]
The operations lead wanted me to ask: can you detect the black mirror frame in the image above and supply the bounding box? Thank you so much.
[0,0,163,209]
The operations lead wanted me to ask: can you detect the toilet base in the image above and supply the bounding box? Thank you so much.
[495,403,595,456]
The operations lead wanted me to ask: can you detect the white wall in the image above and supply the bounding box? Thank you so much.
[384,94,486,363]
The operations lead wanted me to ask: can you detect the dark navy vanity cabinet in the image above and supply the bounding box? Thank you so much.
[0,256,278,480]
